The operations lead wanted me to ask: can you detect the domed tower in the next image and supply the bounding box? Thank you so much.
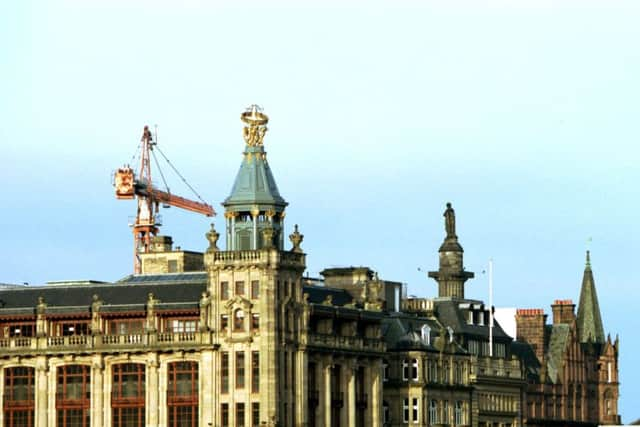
[428,203,474,299]
[222,105,288,250]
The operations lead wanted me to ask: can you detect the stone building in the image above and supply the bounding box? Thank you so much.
[0,107,619,427]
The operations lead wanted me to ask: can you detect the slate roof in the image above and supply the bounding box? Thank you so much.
[223,145,287,210]
[303,285,354,306]
[434,299,511,341]
[0,273,207,315]
[511,340,541,381]
[576,251,605,344]
[546,324,570,384]
[382,314,446,352]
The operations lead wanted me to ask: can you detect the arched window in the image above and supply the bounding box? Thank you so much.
[56,365,90,427]
[233,309,245,331]
[112,363,145,427]
[454,401,464,425]
[167,361,198,427]
[429,400,438,424]
[4,367,35,427]
[421,325,431,345]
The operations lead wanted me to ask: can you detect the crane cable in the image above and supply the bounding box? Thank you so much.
[151,149,170,194]
[154,145,208,205]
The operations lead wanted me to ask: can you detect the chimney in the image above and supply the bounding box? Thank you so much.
[551,299,576,325]
[150,235,173,252]
[516,308,547,365]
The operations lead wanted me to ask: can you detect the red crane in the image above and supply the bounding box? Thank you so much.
[114,126,215,274]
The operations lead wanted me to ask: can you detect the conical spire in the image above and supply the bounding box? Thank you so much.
[576,250,605,344]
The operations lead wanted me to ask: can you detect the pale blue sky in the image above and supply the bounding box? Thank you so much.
[1,0,639,419]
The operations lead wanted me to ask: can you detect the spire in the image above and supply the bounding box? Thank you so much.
[576,250,605,344]
[223,105,288,251]
[428,202,473,299]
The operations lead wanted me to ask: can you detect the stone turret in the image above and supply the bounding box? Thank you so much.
[576,250,605,344]
[428,203,474,299]
[222,105,288,250]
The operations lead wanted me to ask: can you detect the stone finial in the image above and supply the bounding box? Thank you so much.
[444,202,456,239]
[289,224,304,253]
[205,223,220,253]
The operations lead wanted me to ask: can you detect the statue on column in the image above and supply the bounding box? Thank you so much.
[444,202,457,238]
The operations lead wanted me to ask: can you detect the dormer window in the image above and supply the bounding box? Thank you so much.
[467,311,474,325]
[478,311,485,326]
[421,325,431,345]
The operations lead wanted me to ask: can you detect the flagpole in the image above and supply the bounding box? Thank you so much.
[489,258,494,357]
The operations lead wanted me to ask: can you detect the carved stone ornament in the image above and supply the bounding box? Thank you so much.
[241,105,269,147]
[262,225,275,249]
[444,202,457,239]
[205,223,220,252]
[289,224,304,253]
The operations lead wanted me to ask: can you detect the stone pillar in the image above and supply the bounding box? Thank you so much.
[364,363,372,427]
[346,361,356,427]
[323,362,332,427]
[201,350,214,427]
[35,357,48,427]
[147,355,159,427]
[252,212,258,250]
[295,350,308,426]
[92,357,104,427]
[371,359,382,427]
[230,214,236,250]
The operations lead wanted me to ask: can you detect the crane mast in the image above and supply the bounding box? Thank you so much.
[114,126,215,274]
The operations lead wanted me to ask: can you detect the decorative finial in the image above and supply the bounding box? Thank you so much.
[289,224,304,253]
[241,105,269,147]
[444,202,457,239]
[205,223,220,253]
[586,250,591,268]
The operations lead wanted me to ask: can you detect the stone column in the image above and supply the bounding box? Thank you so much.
[92,357,104,427]
[344,361,356,427]
[295,350,308,426]
[35,357,48,427]
[147,355,159,427]
[371,359,382,427]
[230,214,236,250]
[323,362,332,427]
[252,211,258,250]
[201,350,214,427]
[363,363,372,427]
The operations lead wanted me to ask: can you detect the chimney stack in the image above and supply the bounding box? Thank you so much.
[551,299,576,325]
[516,308,547,365]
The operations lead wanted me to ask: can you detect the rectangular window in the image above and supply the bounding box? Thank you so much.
[221,353,229,393]
[383,360,389,382]
[55,321,90,337]
[167,361,198,427]
[111,364,145,427]
[56,365,91,427]
[468,340,479,355]
[412,398,419,423]
[221,282,229,300]
[166,318,198,334]
[252,352,260,393]
[455,401,463,425]
[443,400,450,425]
[221,404,229,427]
[1,322,36,338]
[236,403,245,427]
[411,359,419,381]
[429,361,438,383]
[402,360,409,381]
[443,362,450,383]
[4,366,35,427]
[236,352,245,389]
[221,315,229,332]
[403,398,409,423]
[251,280,260,299]
[235,281,245,296]
[108,319,144,335]
[252,402,260,427]
[251,314,260,332]
[429,400,438,425]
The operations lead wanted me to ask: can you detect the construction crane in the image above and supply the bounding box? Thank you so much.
[114,125,215,274]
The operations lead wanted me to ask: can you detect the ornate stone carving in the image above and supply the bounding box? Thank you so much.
[91,294,103,335]
[36,296,47,337]
[241,105,269,147]
[146,293,159,332]
[289,224,304,253]
[205,223,219,253]
[199,291,211,331]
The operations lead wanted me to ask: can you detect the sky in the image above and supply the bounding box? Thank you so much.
[1,0,639,419]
